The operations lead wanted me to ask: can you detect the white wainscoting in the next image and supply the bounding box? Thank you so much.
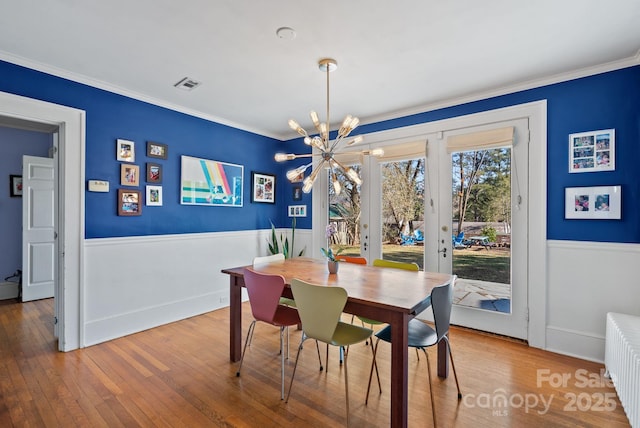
[546,240,640,362]
[83,229,312,347]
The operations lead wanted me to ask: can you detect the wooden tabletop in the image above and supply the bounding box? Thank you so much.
[222,257,453,316]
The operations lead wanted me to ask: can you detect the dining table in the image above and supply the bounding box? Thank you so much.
[221,257,455,428]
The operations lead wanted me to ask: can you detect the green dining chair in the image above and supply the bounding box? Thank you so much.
[286,278,378,427]
[360,259,420,333]
[366,277,462,427]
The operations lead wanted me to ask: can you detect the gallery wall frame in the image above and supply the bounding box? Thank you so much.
[146,163,162,183]
[146,185,162,206]
[120,164,140,186]
[565,185,621,219]
[251,171,276,204]
[569,129,614,173]
[147,141,168,160]
[116,138,135,162]
[180,155,243,207]
[117,189,142,216]
[9,174,22,197]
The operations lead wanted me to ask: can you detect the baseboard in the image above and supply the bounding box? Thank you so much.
[0,281,19,300]
[546,325,605,363]
[83,290,228,347]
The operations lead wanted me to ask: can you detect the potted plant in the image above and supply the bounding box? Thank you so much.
[321,223,343,274]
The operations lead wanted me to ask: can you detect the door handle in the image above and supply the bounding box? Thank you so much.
[438,247,447,258]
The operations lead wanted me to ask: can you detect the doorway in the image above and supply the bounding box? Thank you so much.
[0,90,85,351]
[312,101,547,345]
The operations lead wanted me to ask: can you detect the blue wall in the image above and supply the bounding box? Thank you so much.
[0,60,298,238]
[311,65,638,243]
[0,127,52,278]
[0,59,638,242]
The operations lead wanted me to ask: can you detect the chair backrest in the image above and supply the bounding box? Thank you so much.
[253,253,285,265]
[372,258,419,271]
[336,256,367,265]
[243,268,287,323]
[290,278,347,343]
[431,276,456,342]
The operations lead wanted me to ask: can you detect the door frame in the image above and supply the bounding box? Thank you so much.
[0,91,85,352]
[312,101,547,349]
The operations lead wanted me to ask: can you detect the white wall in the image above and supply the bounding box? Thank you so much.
[546,240,640,362]
[83,228,312,346]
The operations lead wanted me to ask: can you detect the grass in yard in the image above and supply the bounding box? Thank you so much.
[341,244,510,283]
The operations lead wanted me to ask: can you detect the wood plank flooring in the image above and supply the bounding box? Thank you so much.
[0,298,631,427]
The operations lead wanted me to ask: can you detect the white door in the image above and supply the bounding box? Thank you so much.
[21,155,56,302]
[434,119,529,339]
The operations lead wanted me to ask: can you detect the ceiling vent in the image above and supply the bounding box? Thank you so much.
[174,77,201,91]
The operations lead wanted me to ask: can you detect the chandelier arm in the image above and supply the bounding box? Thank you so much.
[331,158,352,175]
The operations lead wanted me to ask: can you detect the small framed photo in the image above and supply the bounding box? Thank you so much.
[292,185,302,201]
[569,129,614,173]
[147,141,168,160]
[120,164,140,186]
[251,172,275,204]
[117,189,142,216]
[288,205,307,217]
[565,185,621,219]
[9,175,22,197]
[146,163,162,183]
[146,185,162,206]
[116,139,135,162]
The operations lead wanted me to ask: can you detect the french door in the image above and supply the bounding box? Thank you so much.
[432,118,529,339]
[315,118,530,340]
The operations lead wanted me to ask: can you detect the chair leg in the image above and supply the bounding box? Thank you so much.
[286,336,308,403]
[236,320,256,377]
[444,336,462,399]
[369,339,381,394]
[316,340,323,372]
[343,346,351,427]
[423,348,437,427]
[365,338,382,405]
[280,326,286,400]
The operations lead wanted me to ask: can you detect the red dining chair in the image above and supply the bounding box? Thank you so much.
[236,268,302,399]
[336,255,367,264]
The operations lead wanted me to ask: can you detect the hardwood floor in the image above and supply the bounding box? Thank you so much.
[0,298,631,427]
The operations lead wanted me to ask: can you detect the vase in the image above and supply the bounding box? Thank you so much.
[327,261,339,274]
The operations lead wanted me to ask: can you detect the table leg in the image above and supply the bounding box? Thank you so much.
[389,312,409,428]
[438,340,449,378]
[230,275,243,362]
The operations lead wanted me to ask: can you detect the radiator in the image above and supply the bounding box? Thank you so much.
[605,312,640,427]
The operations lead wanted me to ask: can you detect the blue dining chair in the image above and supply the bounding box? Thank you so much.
[365,277,462,426]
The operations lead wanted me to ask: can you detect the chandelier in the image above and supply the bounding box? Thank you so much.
[274,58,383,194]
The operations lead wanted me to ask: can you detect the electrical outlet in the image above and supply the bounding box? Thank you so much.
[219,296,229,304]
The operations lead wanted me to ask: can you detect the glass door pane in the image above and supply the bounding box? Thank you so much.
[328,165,362,258]
[451,147,512,313]
[380,158,425,269]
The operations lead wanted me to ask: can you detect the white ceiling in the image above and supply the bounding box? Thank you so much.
[1,0,639,140]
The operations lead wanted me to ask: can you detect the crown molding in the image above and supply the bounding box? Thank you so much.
[360,52,640,131]
[0,50,283,140]
[2,49,638,142]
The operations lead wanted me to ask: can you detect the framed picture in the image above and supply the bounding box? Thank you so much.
[565,185,621,219]
[9,175,22,197]
[117,189,142,216]
[569,129,614,173]
[292,185,302,201]
[288,205,307,217]
[147,141,168,160]
[116,139,135,162]
[180,155,243,207]
[146,185,162,206]
[251,172,276,204]
[120,164,140,186]
[146,163,162,183]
